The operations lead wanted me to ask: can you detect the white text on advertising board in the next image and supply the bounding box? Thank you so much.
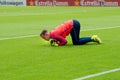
[80,0,118,6]
[35,0,68,6]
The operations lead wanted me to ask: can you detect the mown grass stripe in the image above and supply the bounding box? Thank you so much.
[0,26,120,41]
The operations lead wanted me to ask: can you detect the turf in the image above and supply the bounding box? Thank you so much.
[0,6,120,80]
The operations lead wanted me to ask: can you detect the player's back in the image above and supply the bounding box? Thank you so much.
[51,20,73,38]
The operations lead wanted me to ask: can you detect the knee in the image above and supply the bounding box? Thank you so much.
[73,41,79,45]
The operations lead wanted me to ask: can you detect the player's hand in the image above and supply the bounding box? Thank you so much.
[50,39,58,46]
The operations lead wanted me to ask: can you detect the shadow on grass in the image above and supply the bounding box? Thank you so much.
[39,42,103,48]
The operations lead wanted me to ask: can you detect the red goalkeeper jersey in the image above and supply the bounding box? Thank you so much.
[50,20,74,46]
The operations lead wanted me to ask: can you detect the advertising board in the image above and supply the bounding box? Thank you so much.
[0,0,26,6]
[80,0,120,6]
[27,0,80,6]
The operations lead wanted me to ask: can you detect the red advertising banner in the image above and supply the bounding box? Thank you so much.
[26,0,80,6]
[80,0,120,6]
[26,0,120,6]
[26,0,35,6]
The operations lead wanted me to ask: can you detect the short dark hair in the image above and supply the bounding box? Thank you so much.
[40,30,48,37]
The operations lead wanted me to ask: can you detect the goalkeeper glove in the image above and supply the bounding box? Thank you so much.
[50,39,58,46]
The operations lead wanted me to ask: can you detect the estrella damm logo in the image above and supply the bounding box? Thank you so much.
[74,0,80,6]
[27,0,35,6]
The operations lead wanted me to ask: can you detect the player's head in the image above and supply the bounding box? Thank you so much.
[40,30,50,41]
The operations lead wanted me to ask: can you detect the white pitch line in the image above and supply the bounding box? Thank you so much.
[74,68,120,80]
[0,35,38,41]
[82,26,120,31]
[0,26,120,41]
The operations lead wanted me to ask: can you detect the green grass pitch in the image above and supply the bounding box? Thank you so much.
[0,6,120,80]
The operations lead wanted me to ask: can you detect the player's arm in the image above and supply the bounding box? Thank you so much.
[52,35,67,46]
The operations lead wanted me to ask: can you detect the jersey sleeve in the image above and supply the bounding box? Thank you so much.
[51,34,67,46]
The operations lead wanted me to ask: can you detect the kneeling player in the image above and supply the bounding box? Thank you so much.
[40,20,102,46]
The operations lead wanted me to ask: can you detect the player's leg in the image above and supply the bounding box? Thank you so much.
[70,28,79,45]
[70,20,80,45]
[78,37,93,45]
[70,20,93,45]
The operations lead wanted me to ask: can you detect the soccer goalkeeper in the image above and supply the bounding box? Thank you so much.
[40,20,102,46]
